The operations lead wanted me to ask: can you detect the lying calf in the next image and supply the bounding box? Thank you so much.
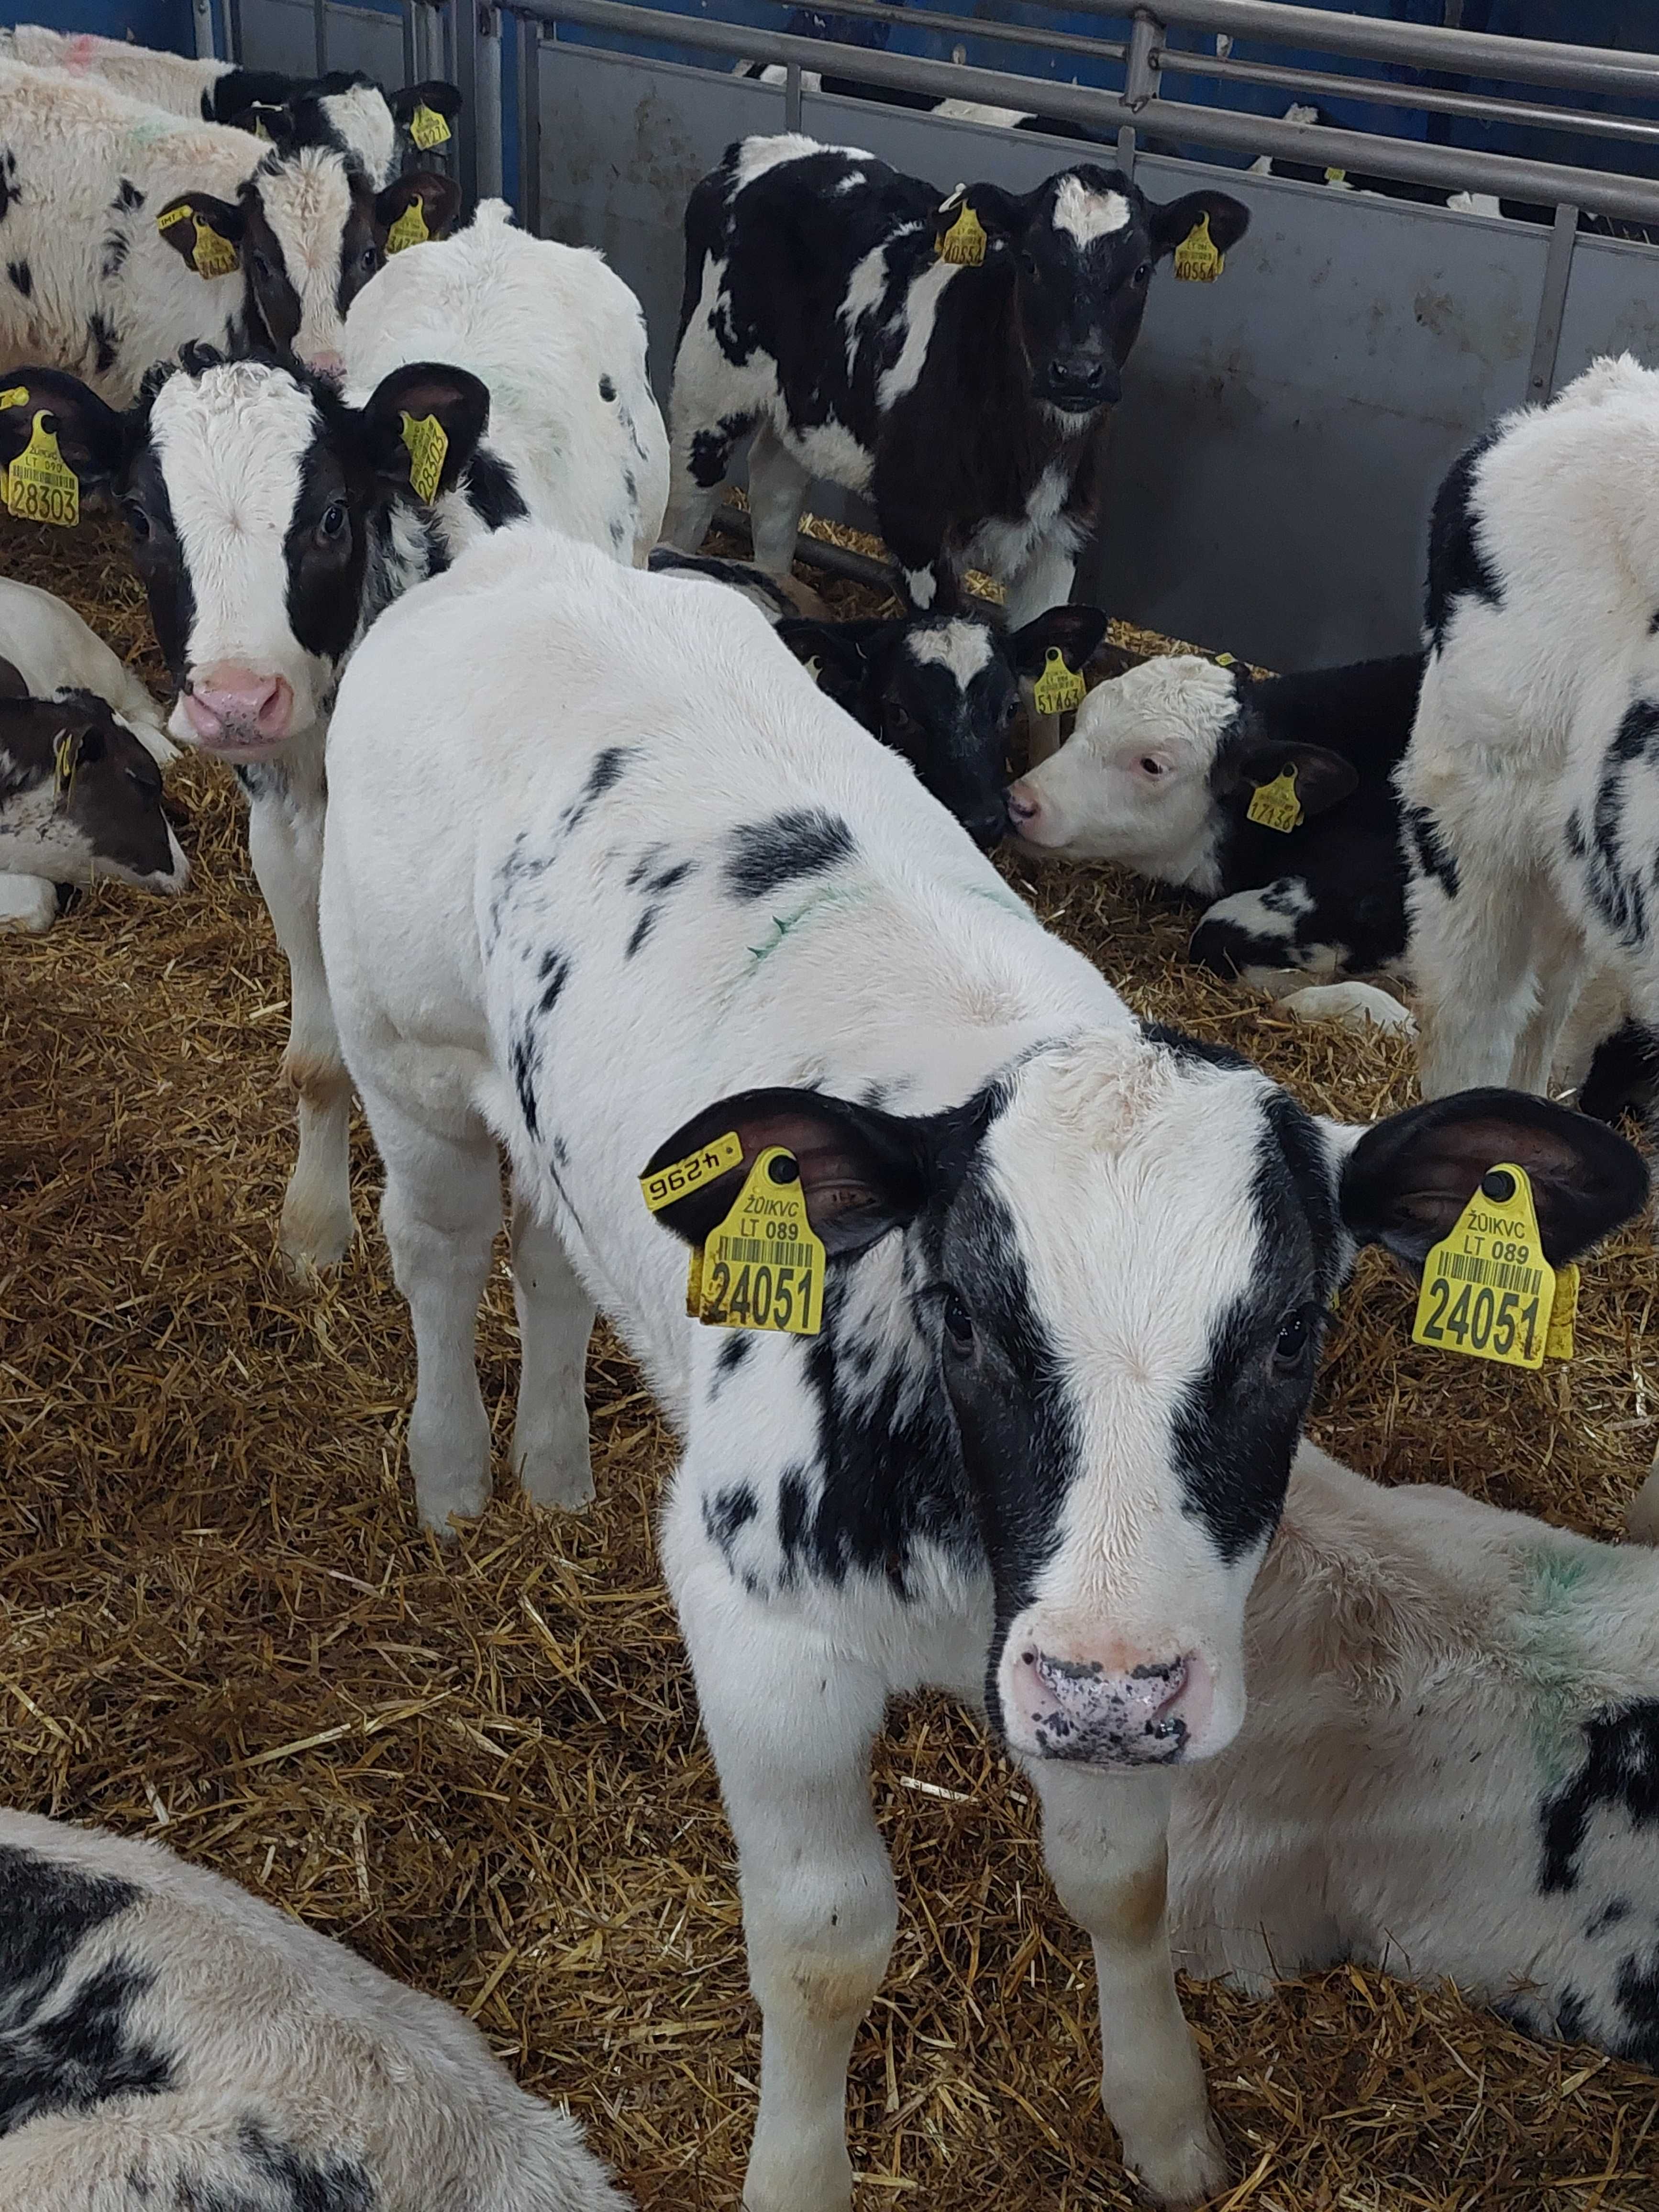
[0,1807,628,2209]
[1008,650,1424,1026]
[1172,1441,1659,2074]
[318,519,1643,2209]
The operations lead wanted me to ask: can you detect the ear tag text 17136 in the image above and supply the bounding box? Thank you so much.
[936,199,987,267]
[1173,211,1224,282]
[1032,647,1086,716]
[386,198,431,255]
[1412,1163,1560,1371]
[4,409,78,528]
[1247,765,1302,832]
[696,1147,824,1337]
[410,101,452,150]
[399,411,448,505]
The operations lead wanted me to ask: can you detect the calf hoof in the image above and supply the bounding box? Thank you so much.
[278,1187,355,1273]
[742,2128,852,2212]
[1122,2120,1228,2207]
[0,874,60,933]
[513,1432,596,1513]
[1279,981,1416,1035]
[414,1473,492,1539]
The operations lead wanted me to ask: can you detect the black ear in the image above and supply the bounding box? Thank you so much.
[375,170,463,243]
[932,180,1030,257]
[0,656,29,702]
[0,369,126,489]
[643,1087,936,1260]
[1008,605,1110,682]
[224,100,297,151]
[357,362,490,501]
[1340,1089,1649,1272]
[393,80,463,124]
[774,619,873,711]
[1149,190,1251,259]
[155,193,246,272]
[1230,741,1358,819]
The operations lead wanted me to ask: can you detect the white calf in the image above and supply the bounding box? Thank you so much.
[0,1807,628,2210]
[317,520,1643,2208]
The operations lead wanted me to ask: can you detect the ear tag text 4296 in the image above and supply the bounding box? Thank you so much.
[1412,1163,1569,1371]
[936,198,987,267]
[1032,647,1086,717]
[410,102,452,150]
[1247,765,1302,832]
[386,198,431,255]
[1173,211,1224,282]
[695,1147,825,1337]
[4,409,78,528]
[399,411,448,504]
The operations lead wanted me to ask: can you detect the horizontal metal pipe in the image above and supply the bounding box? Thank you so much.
[744,0,1127,74]
[507,0,1659,224]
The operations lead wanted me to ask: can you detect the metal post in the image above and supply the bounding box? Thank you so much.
[453,0,481,206]
[785,59,803,133]
[403,0,418,90]
[1117,9,1160,177]
[1528,201,1579,405]
[476,5,504,200]
[192,0,217,59]
[312,0,329,76]
[516,11,542,233]
[225,0,243,63]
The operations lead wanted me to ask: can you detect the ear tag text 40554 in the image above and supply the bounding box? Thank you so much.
[936,198,987,267]
[399,411,448,505]
[386,198,431,255]
[1247,765,1302,832]
[1173,211,1224,282]
[1412,1163,1569,1371]
[4,409,78,528]
[695,1146,825,1337]
[1032,647,1086,717]
[410,102,452,150]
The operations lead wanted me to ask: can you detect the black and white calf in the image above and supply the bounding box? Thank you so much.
[317,520,1644,2209]
[1172,1440,1659,2074]
[0,57,457,400]
[1008,650,1424,1026]
[663,134,1249,622]
[0,1808,628,2209]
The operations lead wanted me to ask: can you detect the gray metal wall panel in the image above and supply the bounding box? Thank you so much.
[1555,231,1659,389]
[235,0,406,85]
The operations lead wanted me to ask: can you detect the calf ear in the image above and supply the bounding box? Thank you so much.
[934,180,1030,254]
[223,100,298,151]
[0,369,126,488]
[357,363,490,502]
[1230,741,1358,818]
[1339,1089,1649,1271]
[1008,605,1110,680]
[375,171,463,244]
[643,1087,933,1259]
[154,193,246,271]
[393,80,463,124]
[0,657,29,701]
[774,619,871,710]
[1149,190,1251,260]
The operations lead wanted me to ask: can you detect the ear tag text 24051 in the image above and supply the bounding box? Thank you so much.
[4,408,79,528]
[399,411,448,504]
[410,102,452,150]
[936,197,987,267]
[1247,765,1302,832]
[1173,211,1224,282]
[1032,647,1086,717]
[695,1147,824,1336]
[386,198,431,255]
[1412,1163,1571,1371]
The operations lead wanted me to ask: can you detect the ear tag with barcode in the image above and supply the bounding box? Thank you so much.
[936,198,987,267]
[1173,210,1224,281]
[191,216,239,279]
[695,1146,824,1336]
[4,409,79,527]
[410,101,452,150]
[1412,1163,1560,1371]
[1032,647,1086,716]
[386,197,430,254]
[1247,765,1302,832]
[399,410,448,504]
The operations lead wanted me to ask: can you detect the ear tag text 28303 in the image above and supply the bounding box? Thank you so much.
[1032,647,1086,716]
[1173,211,1224,282]
[697,1147,825,1336]
[410,101,452,150]
[1247,765,1302,832]
[386,197,431,255]
[936,195,987,267]
[4,408,78,528]
[1412,1163,1565,1371]
[399,411,448,504]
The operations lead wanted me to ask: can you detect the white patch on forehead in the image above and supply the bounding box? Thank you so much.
[1052,175,1131,247]
[877,254,962,411]
[318,83,396,186]
[251,148,356,363]
[1079,654,1238,763]
[906,619,995,688]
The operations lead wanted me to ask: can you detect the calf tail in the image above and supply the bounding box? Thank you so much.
[676,155,735,351]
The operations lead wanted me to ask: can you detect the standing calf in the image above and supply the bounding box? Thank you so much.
[317,519,1643,2208]
[664,134,1248,622]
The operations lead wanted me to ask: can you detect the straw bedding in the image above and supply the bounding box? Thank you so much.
[1,505,1656,2210]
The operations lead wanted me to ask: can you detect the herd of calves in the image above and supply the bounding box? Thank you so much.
[2,31,1659,2211]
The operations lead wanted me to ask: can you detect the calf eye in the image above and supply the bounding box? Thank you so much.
[940,1290,975,1355]
[318,502,347,541]
[360,245,379,271]
[1138,756,1165,778]
[1134,260,1153,284]
[122,501,151,542]
[1272,1311,1311,1371]
[886,703,922,738]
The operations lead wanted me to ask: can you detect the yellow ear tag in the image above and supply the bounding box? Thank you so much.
[936,200,987,267]
[0,385,29,411]
[640,1128,743,1214]
[409,101,451,150]
[1247,766,1302,832]
[399,410,448,505]
[1544,1261,1578,1362]
[386,198,431,255]
[1412,1163,1559,1371]
[52,727,79,799]
[1031,647,1086,716]
[190,216,239,280]
[1323,166,1348,185]
[1173,211,1224,282]
[4,409,79,528]
[1215,652,1236,667]
[696,1146,824,1337]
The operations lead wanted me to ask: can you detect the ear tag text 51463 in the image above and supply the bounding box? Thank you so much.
[399,411,448,504]
[410,101,451,150]
[936,198,987,267]
[1173,211,1224,282]
[386,198,431,255]
[4,409,78,528]
[696,1146,825,1337]
[1032,647,1086,717]
[1247,765,1301,832]
[1412,1163,1565,1371]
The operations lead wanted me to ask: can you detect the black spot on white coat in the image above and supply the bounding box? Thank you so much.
[725,807,855,900]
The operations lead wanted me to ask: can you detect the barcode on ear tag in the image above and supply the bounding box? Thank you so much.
[1247,767,1302,832]
[1032,648,1086,717]
[1412,1163,1557,1370]
[410,102,451,150]
[386,198,430,254]
[399,410,448,505]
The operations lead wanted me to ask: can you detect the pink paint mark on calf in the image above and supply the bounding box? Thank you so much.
[182,664,295,758]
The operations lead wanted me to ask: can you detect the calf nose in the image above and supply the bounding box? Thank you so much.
[1005,778,1051,841]
[1007,1645,1212,1766]
[305,349,347,381]
[1047,354,1120,407]
[183,664,294,751]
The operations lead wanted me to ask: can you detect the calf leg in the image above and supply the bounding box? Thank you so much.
[1510,916,1593,1095]
[662,317,754,553]
[747,426,812,578]
[1406,858,1542,1099]
[1031,1760,1224,2207]
[0,873,60,931]
[509,1195,596,1511]
[1003,540,1079,632]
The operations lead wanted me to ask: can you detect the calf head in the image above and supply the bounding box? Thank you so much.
[778,605,1107,849]
[942,167,1250,417]
[0,659,187,892]
[0,356,488,759]
[647,1043,1644,1767]
[153,149,460,378]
